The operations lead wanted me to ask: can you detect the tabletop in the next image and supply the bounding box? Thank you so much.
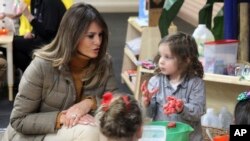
[0,33,14,44]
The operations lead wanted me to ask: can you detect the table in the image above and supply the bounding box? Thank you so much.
[0,33,14,101]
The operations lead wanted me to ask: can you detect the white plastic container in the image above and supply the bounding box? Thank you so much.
[192,24,215,57]
[201,108,221,128]
[219,106,233,130]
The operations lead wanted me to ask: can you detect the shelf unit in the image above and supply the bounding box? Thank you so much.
[203,73,250,86]
[203,73,250,113]
[121,17,161,100]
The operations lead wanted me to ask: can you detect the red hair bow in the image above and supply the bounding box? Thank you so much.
[101,92,113,111]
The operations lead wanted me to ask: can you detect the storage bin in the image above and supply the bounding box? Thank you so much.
[202,126,229,141]
[204,40,238,74]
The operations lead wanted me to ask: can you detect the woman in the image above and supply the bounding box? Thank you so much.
[13,0,66,72]
[3,3,118,141]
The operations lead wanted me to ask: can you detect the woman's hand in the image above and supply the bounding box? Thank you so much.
[61,99,94,128]
[141,80,158,107]
[78,114,96,126]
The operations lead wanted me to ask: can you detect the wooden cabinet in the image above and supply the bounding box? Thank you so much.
[121,17,161,100]
[203,73,250,113]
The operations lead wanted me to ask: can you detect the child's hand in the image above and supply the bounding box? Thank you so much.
[163,96,184,115]
[175,99,184,113]
[140,80,158,107]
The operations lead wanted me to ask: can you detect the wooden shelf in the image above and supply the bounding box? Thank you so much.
[126,70,250,86]
[124,47,138,65]
[140,67,155,74]
[121,72,135,93]
[204,73,250,86]
[121,17,161,100]
[128,17,144,33]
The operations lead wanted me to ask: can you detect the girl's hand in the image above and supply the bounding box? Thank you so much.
[62,99,94,128]
[163,96,184,115]
[175,99,184,113]
[140,80,158,107]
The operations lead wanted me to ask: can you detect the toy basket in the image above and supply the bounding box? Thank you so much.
[202,126,229,141]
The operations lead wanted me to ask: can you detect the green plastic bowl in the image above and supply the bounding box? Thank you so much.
[148,121,194,141]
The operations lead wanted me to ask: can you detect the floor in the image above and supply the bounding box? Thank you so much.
[0,12,194,138]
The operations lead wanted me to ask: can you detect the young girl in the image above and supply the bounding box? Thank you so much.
[141,32,206,141]
[98,92,143,141]
[234,91,250,124]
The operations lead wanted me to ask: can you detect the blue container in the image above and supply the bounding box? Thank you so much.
[138,0,148,20]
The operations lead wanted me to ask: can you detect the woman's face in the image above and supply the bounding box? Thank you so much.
[77,22,103,60]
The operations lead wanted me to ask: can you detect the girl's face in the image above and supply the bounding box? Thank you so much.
[77,22,103,60]
[158,43,181,77]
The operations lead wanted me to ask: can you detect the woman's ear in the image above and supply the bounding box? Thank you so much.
[136,126,143,139]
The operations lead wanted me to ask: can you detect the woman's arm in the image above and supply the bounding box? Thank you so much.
[10,58,59,135]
